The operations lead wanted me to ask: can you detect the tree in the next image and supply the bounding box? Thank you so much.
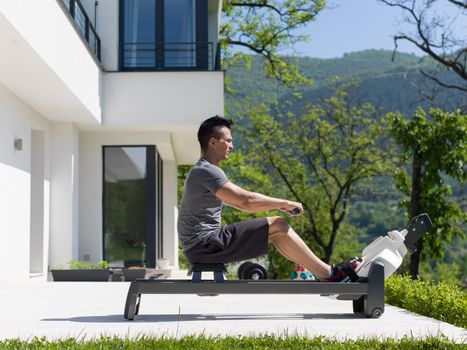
[222,82,393,269]
[377,0,467,92]
[388,108,467,279]
[221,0,326,86]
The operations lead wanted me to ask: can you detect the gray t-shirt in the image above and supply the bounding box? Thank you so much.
[178,159,229,250]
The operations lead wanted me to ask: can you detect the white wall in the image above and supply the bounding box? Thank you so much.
[104,72,224,126]
[80,0,96,26]
[0,0,102,125]
[95,0,119,71]
[30,130,45,273]
[162,160,179,267]
[79,131,178,265]
[0,82,51,281]
[49,123,80,268]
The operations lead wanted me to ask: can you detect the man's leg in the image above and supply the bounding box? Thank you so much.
[267,216,331,279]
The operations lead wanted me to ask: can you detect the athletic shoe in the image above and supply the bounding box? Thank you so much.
[324,257,364,282]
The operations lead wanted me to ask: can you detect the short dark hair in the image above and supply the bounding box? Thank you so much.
[197,115,233,150]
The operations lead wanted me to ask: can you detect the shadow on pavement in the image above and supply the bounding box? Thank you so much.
[43,313,364,323]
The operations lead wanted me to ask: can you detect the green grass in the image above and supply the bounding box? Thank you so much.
[385,274,467,329]
[0,335,463,350]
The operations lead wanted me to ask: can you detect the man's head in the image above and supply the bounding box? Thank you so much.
[198,115,234,162]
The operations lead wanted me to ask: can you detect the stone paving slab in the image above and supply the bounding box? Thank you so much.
[0,281,465,342]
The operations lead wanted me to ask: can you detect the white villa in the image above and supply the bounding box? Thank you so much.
[0,0,224,281]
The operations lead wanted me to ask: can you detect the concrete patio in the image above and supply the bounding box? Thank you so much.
[0,280,465,342]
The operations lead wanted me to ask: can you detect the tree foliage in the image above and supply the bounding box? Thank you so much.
[221,0,326,86]
[388,108,467,279]
[378,0,467,92]
[222,82,392,272]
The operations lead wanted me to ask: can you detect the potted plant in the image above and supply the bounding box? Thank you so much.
[51,260,111,281]
[122,265,147,281]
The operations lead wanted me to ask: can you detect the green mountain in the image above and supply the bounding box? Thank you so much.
[225,50,466,117]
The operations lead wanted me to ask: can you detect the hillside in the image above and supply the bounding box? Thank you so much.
[225,50,466,117]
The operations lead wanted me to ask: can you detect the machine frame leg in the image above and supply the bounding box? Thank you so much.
[353,296,365,314]
[364,260,385,318]
[124,282,140,320]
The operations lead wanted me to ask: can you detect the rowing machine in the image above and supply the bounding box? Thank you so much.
[123,214,431,320]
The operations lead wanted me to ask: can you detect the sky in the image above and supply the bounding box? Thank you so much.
[286,0,464,58]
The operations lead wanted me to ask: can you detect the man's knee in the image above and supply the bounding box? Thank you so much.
[267,216,289,238]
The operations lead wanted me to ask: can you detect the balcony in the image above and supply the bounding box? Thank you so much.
[120,42,221,71]
[59,0,101,62]
[102,70,224,163]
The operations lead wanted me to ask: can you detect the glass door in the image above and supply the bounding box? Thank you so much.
[103,146,160,267]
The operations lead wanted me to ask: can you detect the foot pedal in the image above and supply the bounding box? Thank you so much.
[404,213,432,252]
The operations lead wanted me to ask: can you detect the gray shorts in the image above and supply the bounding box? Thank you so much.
[183,218,270,264]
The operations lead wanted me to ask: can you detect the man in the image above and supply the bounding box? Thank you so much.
[178,116,362,282]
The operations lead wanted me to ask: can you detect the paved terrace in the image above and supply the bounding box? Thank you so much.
[0,278,465,342]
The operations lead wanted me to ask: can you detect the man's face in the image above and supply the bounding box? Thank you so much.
[211,126,233,160]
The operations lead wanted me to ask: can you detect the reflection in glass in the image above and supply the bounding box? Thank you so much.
[123,0,156,68]
[104,147,147,267]
[165,0,196,67]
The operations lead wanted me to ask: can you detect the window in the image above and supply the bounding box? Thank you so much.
[122,0,156,68]
[164,0,196,67]
[103,146,163,267]
[120,0,209,70]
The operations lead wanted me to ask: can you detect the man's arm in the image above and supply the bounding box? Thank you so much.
[215,181,302,214]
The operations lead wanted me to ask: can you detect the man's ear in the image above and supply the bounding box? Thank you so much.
[208,137,216,147]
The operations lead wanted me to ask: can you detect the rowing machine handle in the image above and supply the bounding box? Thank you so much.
[288,207,303,216]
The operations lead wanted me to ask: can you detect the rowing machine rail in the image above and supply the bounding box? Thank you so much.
[123,260,385,320]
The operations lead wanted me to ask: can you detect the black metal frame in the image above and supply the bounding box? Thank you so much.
[119,41,218,71]
[124,261,385,320]
[155,152,163,259]
[145,146,156,267]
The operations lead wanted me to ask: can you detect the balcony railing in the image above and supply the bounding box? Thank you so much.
[120,42,221,71]
[60,0,101,62]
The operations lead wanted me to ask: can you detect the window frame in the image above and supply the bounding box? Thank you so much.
[118,0,208,71]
